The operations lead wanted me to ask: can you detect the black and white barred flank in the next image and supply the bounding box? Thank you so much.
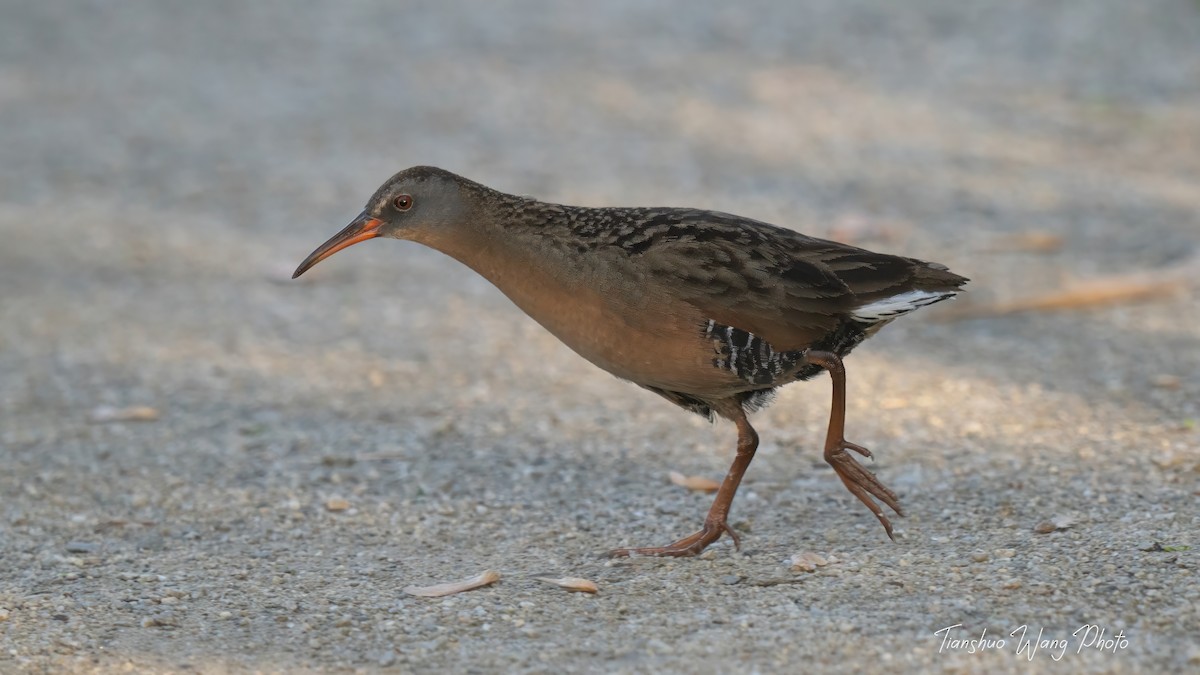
[704,319,802,386]
[701,288,956,387]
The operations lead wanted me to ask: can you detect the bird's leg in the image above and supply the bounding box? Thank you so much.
[609,410,759,557]
[801,350,903,540]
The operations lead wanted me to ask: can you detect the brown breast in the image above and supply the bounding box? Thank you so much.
[417,228,748,398]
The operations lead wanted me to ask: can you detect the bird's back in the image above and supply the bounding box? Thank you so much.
[502,201,965,346]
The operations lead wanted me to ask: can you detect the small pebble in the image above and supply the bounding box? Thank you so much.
[720,575,743,585]
[66,541,97,554]
[1034,515,1075,533]
[379,650,396,667]
[970,552,989,563]
[325,497,351,512]
[789,552,828,573]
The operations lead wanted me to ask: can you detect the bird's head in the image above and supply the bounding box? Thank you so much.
[292,166,476,278]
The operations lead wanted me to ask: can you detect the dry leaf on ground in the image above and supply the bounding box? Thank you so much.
[941,255,1199,320]
[984,231,1064,253]
[789,552,829,573]
[966,278,1186,316]
[89,406,160,423]
[403,571,501,598]
[535,577,599,594]
[669,471,720,493]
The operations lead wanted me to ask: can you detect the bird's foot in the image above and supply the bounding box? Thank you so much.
[825,439,904,540]
[607,520,739,558]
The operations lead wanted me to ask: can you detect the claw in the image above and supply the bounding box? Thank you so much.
[720,521,741,551]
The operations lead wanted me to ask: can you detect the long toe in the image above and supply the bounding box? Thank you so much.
[826,441,903,539]
[608,522,733,558]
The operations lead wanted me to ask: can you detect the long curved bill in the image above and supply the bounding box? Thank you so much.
[292,212,384,278]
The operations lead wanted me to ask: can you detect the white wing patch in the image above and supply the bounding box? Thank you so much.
[850,290,956,323]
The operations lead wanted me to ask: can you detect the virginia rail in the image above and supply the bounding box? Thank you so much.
[294,166,967,556]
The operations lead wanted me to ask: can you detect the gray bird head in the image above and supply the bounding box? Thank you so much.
[292,166,479,278]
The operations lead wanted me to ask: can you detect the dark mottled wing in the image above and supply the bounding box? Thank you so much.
[632,210,966,351]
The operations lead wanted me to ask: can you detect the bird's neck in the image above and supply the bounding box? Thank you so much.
[410,196,585,289]
[409,202,631,352]
[423,220,582,294]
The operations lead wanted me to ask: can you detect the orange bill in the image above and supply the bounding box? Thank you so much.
[292,212,383,278]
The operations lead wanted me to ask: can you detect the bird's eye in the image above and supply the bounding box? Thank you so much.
[393,194,413,211]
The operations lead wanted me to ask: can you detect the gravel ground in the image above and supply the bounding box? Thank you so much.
[2,1,1198,673]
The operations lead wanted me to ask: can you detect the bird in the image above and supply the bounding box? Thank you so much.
[293,166,967,557]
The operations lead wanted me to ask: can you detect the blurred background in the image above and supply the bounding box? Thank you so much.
[1,1,1197,672]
